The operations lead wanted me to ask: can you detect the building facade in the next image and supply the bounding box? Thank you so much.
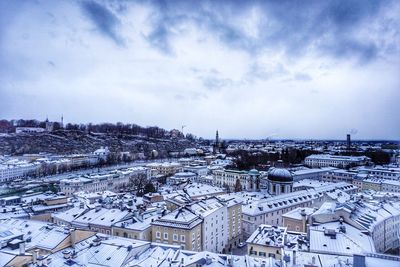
[213,169,261,191]
[305,154,370,168]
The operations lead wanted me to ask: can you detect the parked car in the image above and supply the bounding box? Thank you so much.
[238,242,246,248]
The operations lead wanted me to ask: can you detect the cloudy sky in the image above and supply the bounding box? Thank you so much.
[0,0,399,139]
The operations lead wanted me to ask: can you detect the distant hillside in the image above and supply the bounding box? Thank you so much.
[0,130,196,157]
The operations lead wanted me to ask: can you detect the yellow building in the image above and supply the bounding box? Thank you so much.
[282,207,314,233]
[246,225,287,259]
[151,207,202,251]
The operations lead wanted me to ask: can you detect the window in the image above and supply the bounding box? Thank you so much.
[156,231,161,238]
[164,232,168,240]
[173,234,178,241]
[181,235,185,242]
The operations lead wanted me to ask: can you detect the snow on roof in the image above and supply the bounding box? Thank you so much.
[0,205,29,220]
[306,154,370,161]
[242,182,356,216]
[247,224,287,247]
[114,213,158,231]
[293,179,333,189]
[152,207,202,229]
[292,167,337,176]
[0,251,16,267]
[291,251,352,267]
[72,208,130,228]
[309,221,375,255]
[162,183,225,200]
[0,218,70,251]
[282,207,315,220]
[47,235,150,267]
[52,205,88,224]
[190,197,225,217]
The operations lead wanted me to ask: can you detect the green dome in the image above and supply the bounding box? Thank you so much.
[248,169,259,175]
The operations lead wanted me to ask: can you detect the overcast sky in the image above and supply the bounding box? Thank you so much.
[0,0,399,139]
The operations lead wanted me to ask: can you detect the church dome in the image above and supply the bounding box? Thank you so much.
[248,169,259,175]
[268,167,293,182]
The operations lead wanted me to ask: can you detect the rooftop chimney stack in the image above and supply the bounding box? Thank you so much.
[347,134,351,150]
[19,241,25,255]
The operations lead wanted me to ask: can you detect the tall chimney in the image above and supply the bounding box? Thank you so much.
[32,249,39,263]
[70,228,76,248]
[292,250,296,265]
[347,134,351,150]
[19,241,25,255]
[353,254,366,267]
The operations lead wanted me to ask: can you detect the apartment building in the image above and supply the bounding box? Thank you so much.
[151,206,203,251]
[213,169,261,191]
[311,200,400,254]
[321,169,357,183]
[362,178,400,193]
[59,167,148,196]
[246,225,288,259]
[241,182,357,237]
[305,154,370,168]
[291,167,337,181]
[146,162,182,178]
[152,195,242,253]
[358,167,400,180]
[0,160,40,183]
[282,207,314,232]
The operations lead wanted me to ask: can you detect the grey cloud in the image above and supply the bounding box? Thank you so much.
[81,0,124,46]
[246,62,289,82]
[144,0,397,62]
[47,60,55,68]
[191,68,235,91]
[144,22,173,54]
[294,73,312,82]
[201,76,233,91]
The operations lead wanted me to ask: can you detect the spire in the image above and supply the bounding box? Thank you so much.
[216,130,219,145]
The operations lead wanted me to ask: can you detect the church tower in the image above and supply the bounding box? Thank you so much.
[45,116,53,132]
[213,130,220,154]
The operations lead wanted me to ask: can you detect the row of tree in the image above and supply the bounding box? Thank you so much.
[337,150,392,165]
[226,148,318,170]
[0,119,197,140]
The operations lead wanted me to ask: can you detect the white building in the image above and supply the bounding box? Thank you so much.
[94,146,110,159]
[213,169,261,191]
[146,162,182,178]
[321,169,358,183]
[183,164,208,176]
[358,166,400,180]
[15,127,45,133]
[305,154,370,168]
[291,167,337,181]
[311,200,400,254]
[59,167,148,196]
[191,198,228,253]
[241,182,357,237]
[0,160,40,183]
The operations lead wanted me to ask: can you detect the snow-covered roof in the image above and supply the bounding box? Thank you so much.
[282,207,315,220]
[309,221,376,255]
[0,218,71,251]
[247,225,287,247]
